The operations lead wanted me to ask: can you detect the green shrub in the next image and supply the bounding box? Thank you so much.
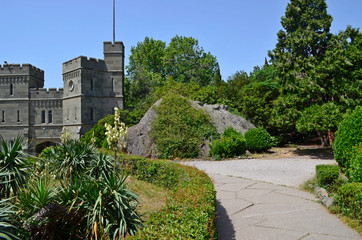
[245,127,273,153]
[333,106,362,168]
[336,182,362,221]
[0,136,30,198]
[209,127,246,158]
[123,157,217,239]
[151,94,219,159]
[315,164,340,188]
[347,143,362,182]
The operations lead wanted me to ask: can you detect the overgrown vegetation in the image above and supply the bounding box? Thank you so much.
[151,93,219,159]
[315,164,340,189]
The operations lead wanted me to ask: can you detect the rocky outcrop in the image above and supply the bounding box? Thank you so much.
[126,99,255,158]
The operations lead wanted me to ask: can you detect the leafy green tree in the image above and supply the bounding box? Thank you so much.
[126,37,166,105]
[268,0,333,129]
[296,103,344,146]
[164,35,218,86]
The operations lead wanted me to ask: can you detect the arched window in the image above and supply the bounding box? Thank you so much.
[10,83,14,96]
[48,110,53,123]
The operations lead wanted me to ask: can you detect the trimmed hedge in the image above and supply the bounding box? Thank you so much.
[336,182,362,221]
[333,106,362,168]
[123,156,217,239]
[315,164,340,188]
[209,127,246,158]
[245,127,273,153]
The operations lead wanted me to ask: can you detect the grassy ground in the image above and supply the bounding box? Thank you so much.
[126,176,168,222]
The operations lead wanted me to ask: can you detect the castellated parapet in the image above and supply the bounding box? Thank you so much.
[63,56,107,74]
[0,64,44,80]
[29,88,64,99]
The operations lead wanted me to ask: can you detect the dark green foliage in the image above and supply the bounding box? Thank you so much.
[333,106,362,168]
[336,182,362,221]
[58,174,141,239]
[315,164,340,188]
[0,136,30,198]
[245,128,273,153]
[0,199,20,240]
[209,127,246,158]
[122,157,216,239]
[83,110,140,148]
[151,94,219,159]
[346,143,362,183]
[40,140,97,179]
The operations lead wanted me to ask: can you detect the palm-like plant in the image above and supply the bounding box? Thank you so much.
[40,140,96,179]
[0,199,20,240]
[0,136,30,198]
[87,152,115,179]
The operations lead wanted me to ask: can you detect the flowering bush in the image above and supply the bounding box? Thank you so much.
[105,107,128,153]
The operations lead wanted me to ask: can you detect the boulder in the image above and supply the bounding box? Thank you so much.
[126,99,255,158]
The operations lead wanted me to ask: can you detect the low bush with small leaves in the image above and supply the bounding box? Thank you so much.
[123,157,217,239]
[245,127,273,153]
[209,127,246,158]
[335,182,362,221]
[346,143,362,183]
[315,164,340,189]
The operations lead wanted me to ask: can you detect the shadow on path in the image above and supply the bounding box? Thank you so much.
[216,200,236,240]
[293,147,334,160]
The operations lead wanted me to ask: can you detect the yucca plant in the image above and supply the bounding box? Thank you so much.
[40,140,96,180]
[0,136,30,198]
[84,174,142,239]
[0,198,20,240]
[87,152,115,180]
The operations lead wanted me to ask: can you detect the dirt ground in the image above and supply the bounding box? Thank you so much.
[249,145,334,160]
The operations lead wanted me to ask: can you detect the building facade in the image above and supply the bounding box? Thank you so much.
[0,41,124,153]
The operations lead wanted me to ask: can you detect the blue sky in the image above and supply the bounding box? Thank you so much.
[1,0,361,88]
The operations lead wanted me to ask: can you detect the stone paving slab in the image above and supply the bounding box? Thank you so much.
[182,159,360,240]
[211,173,361,240]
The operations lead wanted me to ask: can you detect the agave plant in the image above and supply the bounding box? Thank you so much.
[0,136,30,198]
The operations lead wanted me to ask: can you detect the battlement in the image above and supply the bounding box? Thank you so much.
[63,56,107,74]
[29,87,64,99]
[103,41,124,53]
[0,63,44,80]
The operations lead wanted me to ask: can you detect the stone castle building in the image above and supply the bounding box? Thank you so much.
[0,41,125,153]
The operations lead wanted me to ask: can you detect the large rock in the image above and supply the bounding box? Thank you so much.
[126,99,255,158]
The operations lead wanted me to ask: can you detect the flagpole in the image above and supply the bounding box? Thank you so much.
[113,0,115,43]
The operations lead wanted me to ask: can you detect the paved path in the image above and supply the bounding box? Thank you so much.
[183,157,361,240]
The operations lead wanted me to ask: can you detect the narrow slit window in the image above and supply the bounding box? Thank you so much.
[67,108,69,120]
[48,110,53,123]
[75,107,77,120]
[90,108,94,121]
[91,78,94,91]
[41,110,46,123]
[17,110,20,122]
[2,111,5,123]
[10,83,14,96]
[111,78,114,92]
